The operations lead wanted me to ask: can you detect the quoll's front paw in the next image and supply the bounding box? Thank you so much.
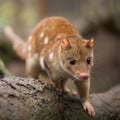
[63,87,77,96]
[82,101,95,117]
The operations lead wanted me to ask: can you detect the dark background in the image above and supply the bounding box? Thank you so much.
[0,0,120,93]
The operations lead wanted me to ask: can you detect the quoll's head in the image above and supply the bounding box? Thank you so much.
[59,37,94,81]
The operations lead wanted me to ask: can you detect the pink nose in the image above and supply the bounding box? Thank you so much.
[80,73,89,79]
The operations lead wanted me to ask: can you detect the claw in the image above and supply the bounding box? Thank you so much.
[82,101,95,117]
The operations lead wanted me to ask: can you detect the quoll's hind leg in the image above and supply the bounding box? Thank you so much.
[26,53,40,79]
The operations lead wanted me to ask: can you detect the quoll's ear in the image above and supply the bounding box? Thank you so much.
[61,38,71,50]
[87,38,94,48]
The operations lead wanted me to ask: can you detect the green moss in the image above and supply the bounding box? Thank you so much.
[0,59,11,78]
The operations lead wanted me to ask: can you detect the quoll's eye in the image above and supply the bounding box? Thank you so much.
[69,59,76,65]
[87,58,91,64]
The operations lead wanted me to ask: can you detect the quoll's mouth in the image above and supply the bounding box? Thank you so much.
[81,73,89,79]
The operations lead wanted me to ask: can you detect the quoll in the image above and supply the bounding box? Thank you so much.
[5,16,95,116]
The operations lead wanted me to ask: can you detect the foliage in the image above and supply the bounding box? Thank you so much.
[0,59,11,78]
[0,40,17,62]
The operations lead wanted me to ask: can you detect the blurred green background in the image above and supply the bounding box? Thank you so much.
[0,0,120,93]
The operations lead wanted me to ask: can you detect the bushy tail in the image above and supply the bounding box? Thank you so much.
[4,26,27,59]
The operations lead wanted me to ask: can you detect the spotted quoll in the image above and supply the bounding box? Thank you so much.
[4,16,95,116]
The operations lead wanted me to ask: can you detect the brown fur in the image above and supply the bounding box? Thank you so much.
[5,16,95,116]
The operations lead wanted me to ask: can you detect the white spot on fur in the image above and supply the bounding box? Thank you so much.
[28,45,32,51]
[40,32,44,38]
[49,52,54,60]
[44,37,49,44]
[39,56,46,70]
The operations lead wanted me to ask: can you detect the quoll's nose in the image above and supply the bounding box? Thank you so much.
[80,73,89,79]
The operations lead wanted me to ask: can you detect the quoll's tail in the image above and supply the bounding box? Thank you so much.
[4,26,27,59]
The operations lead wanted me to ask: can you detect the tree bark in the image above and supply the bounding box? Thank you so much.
[0,76,119,120]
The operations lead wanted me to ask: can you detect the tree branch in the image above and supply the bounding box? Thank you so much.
[0,77,119,120]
